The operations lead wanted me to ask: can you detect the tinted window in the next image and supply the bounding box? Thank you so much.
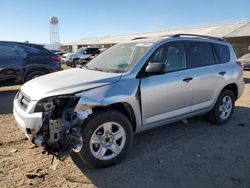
[0,44,26,57]
[85,48,99,54]
[189,42,214,68]
[22,45,40,53]
[149,42,186,72]
[213,43,230,63]
[29,44,51,53]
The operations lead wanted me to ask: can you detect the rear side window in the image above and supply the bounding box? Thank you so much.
[0,44,26,57]
[213,43,230,63]
[189,42,214,68]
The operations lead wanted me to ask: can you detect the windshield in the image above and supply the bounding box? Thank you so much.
[240,53,250,60]
[84,42,152,73]
[75,48,85,54]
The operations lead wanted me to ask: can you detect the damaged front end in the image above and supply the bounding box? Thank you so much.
[33,95,92,160]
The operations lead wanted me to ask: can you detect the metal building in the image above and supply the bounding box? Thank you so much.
[61,22,250,57]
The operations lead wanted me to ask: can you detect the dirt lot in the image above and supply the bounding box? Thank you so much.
[0,70,250,188]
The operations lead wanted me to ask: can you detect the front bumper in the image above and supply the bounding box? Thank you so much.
[13,97,43,140]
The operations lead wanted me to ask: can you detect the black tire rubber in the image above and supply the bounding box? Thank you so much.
[72,59,78,67]
[78,109,133,168]
[25,71,46,82]
[208,89,235,125]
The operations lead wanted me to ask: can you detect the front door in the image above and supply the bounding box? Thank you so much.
[140,41,194,127]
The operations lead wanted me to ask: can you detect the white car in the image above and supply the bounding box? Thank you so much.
[61,47,100,67]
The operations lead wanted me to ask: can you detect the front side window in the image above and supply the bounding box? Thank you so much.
[85,42,152,73]
[148,42,186,72]
[189,42,214,68]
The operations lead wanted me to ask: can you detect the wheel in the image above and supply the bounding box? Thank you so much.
[208,90,235,124]
[78,110,133,168]
[72,59,79,67]
[25,71,46,82]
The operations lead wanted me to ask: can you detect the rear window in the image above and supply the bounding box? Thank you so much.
[189,42,214,68]
[213,43,230,63]
[24,44,51,54]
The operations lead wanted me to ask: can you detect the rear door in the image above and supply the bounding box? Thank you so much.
[187,41,231,111]
[140,41,194,127]
[23,45,53,71]
[0,44,26,83]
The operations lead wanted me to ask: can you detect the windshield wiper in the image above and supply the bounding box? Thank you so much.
[83,65,105,72]
[83,65,123,73]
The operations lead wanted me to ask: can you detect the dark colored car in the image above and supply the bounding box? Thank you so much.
[0,41,62,85]
[238,53,250,70]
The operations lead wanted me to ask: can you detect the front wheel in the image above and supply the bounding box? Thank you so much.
[208,90,235,124]
[78,110,133,168]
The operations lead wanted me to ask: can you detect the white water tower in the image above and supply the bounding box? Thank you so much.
[50,16,60,44]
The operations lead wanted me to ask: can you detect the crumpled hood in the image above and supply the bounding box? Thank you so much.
[21,68,121,100]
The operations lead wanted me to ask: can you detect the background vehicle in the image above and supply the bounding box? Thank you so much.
[50,49,65,57]
[61,47,100,67]
[0,41,62,85]
[238,53,250,70]
[76,48,106,66]
[55,51,65,57]
[13,35,244,167]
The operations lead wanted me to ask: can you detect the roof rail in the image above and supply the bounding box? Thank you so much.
[172,34,224,41]
[131,37,149,40]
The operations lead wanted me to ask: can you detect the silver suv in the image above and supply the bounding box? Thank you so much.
[13,34,244,167]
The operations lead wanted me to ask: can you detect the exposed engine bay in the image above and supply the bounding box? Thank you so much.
[33,96,92,160]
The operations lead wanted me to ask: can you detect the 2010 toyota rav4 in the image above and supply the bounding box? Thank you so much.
[13,34,244,167]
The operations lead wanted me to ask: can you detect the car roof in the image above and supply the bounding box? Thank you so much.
[122,34,227,45]
[0,41,43,47]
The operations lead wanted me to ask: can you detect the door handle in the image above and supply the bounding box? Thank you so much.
[219,71,226,76]
[182,77,193,83]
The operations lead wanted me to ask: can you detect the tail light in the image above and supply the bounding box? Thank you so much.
[51,55,61,62]
[236,60,244,69]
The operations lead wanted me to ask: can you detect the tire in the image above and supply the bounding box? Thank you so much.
[72,59,79,67]
[78,109,133,168]
[25,71,46,82]
[208,90,235,125]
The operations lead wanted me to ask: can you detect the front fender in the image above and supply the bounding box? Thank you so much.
[75,79,142,132]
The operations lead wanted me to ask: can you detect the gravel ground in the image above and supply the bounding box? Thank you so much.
[0,70,250,188]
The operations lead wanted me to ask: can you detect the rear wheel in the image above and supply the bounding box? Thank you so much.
[208,90,235,124]
[78,110,133,168]
[25,71,47,82]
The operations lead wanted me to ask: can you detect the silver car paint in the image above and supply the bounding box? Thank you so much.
[13,37,245,139]
[21,68,122,101]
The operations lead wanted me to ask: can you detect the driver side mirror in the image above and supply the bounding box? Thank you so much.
[146,62,165,74]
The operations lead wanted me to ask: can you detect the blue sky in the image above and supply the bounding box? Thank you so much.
[0,0,249,43]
